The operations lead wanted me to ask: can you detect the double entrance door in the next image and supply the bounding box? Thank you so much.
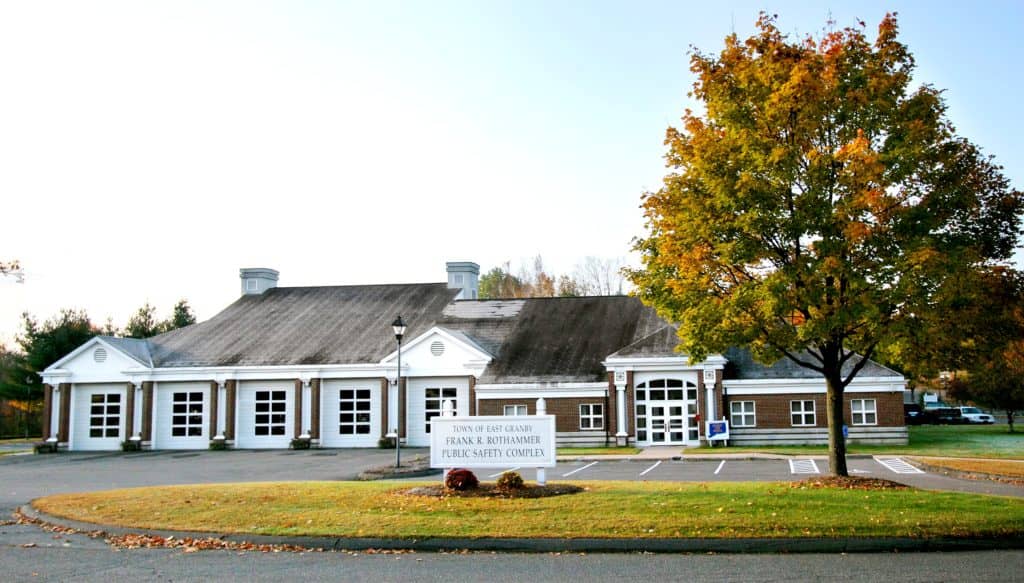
[634,378,699,445]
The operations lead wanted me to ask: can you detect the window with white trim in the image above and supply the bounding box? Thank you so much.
[790,400,816,426]
[339,389,372,435]
[503,404,527,416]
[579,403,604,430]
[425,387,457,433]
[730,401,755,427]
[851,398,877,425]
[254,390,287,436]
[171,391,204,437]
[89,393,121,438]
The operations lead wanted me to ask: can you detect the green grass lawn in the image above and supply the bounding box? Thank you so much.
[34,480,1024,539]
[686,425,1024,459]
[558,446,641,456]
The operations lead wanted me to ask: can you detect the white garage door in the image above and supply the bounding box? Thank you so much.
[154,382,209,450]
[320,380,381,448]
[70,383,127,451]
[235,381,294,449]
[406,377,469,447]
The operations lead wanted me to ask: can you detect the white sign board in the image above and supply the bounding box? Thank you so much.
[430,415,557,468]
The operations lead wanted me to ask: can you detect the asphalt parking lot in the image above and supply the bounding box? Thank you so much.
[455,457,1024,497]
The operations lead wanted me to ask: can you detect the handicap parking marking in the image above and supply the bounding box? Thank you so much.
[561,461,599,477]
[639,461,661,477]
[789,459,820,474]
[850,469,872,474]
[487,467,520,478]
[714,460,726,475]
[875,457,925,474]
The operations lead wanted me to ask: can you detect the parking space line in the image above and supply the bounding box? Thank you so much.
[875,457,925,474]
[639,461,661,476]
[714,460,725,475]
[789,459,820,474]
[562,461,598,477]
[487,467,520,478]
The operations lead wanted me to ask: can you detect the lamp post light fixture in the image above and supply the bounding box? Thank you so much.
[392,315,407,468]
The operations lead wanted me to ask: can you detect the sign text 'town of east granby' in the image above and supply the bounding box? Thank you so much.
[429,415,557,468]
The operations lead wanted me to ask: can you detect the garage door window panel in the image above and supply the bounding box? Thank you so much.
[171,392,204,437]
[255,390,288,436]
[425,387,458,433]
[89,393,121,438]
[339,389,372,435]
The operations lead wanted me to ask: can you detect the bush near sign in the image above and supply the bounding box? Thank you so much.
[429,415,557,469]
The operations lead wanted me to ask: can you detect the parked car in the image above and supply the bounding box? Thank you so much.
[958,406,995,424]
[904,404,924,425]
[924,407,967,425]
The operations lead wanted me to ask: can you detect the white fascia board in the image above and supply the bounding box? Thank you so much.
[379,326,493,364]
[475,382,608,400]
[39,369,71,384]
[402,363,488,378]
[145,363,385,382]
[602,354,728,371]
[724,376,906,395]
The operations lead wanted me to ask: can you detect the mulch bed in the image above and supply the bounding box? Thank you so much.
[404,483,585,499]
[792,476,910,490]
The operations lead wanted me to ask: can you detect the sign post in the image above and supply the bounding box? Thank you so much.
[536,398,547,486]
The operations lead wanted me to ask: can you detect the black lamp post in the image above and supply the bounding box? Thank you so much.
[392,315,407,468]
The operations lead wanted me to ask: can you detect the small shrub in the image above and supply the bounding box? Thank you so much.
[378,436,396,449]
[290,437,311,450]
[209,438,227,451]
[496,471,525,491]
[445,468,479,491]
[121,440,142,452]
[34,442,58,454]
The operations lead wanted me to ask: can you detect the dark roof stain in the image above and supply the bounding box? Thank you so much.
[149,283,458,367]
[139,282,900,383]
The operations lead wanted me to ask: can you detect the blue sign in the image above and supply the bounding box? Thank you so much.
[707,420,729,440]
[842,424,849,439]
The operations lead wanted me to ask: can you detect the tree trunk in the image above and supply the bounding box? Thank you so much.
[825,369,849,477]
[1008,410,1015,433]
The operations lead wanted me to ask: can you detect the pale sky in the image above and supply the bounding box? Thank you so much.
[1,1,1022,345]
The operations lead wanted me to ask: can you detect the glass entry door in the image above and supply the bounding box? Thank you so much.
[635,379,699,445]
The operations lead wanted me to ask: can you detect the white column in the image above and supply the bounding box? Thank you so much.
[300,379,312,438]
[216,381,226,439]
[614,371,628,446]
[48,385,60,442]
[388,374,400,436]
[536,397,547,486]
[132,382,143,439]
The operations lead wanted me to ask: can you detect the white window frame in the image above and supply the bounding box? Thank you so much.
[730,400,756,427]
[170,391,204,437]
[851,398,877,426]
[424,387,458,433]
[790,400,816,426]
[503,404,528,416]
[579,403,604,430]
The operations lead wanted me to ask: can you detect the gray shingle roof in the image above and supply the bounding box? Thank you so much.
[445,296,664,384]
[100,336,153,367]
[722,347,901,380]
[140,282,900,383]
[148,283,459,367]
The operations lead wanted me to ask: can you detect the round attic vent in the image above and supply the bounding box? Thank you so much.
[430,341,445,357]
[93,347,107,363]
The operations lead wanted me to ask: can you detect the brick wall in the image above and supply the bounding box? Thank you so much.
[724,391,903,428]
[478,397,610,433]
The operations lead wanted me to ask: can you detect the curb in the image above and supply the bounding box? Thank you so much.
[21,504,1024,554]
